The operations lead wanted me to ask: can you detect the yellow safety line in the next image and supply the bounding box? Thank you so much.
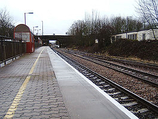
[4,48,45,119]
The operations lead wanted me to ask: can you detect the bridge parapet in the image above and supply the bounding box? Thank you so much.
[34,35,74,47]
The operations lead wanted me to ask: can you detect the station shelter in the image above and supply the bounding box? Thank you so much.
[14,24,35,53]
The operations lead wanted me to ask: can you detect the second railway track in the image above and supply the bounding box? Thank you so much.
[63,49,158,87]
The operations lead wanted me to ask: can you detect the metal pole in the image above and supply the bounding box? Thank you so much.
[42,21,43,35]
[24,13,26,24]
[24,12,33,25]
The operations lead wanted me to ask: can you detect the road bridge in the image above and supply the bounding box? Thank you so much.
[35,35,74,47]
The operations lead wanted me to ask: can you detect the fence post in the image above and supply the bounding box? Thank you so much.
[0,39,3,63]
[12,41,14,61]
[20,40,22,56]
[3,41,6,65]
[15,41,17,59]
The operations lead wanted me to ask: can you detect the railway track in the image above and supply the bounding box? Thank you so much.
[52,48,158,119]
[62,49,158,87]
[66,49,158,72]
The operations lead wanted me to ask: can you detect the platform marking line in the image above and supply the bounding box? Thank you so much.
[3,48,45,119]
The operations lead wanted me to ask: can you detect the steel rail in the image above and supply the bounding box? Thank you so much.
[70,49,158,71]
[63,50,158,87]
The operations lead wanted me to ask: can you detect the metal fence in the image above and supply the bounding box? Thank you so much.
[0,36,26,65]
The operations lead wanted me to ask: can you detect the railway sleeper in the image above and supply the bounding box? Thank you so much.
[98,86,104,89]
[103,88,114,92]
[85,73,92,76]
[126,103,148,112]
[82,72,89,75]
[121,101,138,107]
[105,88,115,92]
[98,81,105,85]
[120,96,129,100]
[103,84,110,88]
[107,91,121,96]
[89,75,95,78]
[91,76,97,80]
[82,70,88,73]
[134,108,149,114]
[112,93,124,99]
[97,84,112,90]
[78,68,85,72]
[113,95,129,100]
[118,98,135,103]
[95,79,101,82]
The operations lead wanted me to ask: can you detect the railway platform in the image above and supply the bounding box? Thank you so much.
[0,46,138,119]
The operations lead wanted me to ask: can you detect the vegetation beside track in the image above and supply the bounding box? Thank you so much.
[69,39,158,63]
[107,39,158,61]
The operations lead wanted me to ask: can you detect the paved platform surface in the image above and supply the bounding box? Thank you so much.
[0,47,69,119]
[0,46,138,119]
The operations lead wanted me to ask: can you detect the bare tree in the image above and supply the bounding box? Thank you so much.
[136,0,158,39]
[0,8,14,37]
[110,16,126,34]
[68,11,144,47]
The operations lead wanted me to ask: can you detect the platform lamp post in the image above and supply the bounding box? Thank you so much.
[24,12,34,25]
[36,29,41,35]
[33,26,38,34]
[41,21,43,35]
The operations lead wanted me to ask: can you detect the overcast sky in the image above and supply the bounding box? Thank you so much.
[0,0,137,35]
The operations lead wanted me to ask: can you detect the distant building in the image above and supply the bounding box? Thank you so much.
[111,29,158,43]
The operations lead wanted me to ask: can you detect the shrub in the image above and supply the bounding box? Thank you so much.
[107,39,158,61]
